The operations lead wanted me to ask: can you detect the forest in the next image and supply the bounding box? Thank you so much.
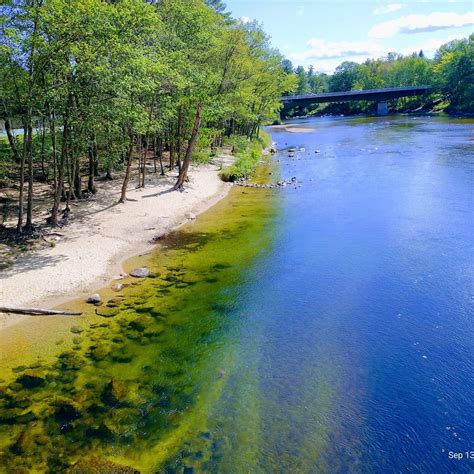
[1,1,472,239]
[0,0,295,236]
[283,34,473,117]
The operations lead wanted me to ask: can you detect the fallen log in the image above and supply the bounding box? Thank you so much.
[0,306,82,316]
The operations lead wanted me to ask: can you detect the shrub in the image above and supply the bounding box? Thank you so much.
[220,139,264,182]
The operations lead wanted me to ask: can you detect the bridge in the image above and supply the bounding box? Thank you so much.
[281,86,430,116]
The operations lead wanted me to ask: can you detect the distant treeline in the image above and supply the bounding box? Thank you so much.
[0,0,295,234]
[282,34,473,117]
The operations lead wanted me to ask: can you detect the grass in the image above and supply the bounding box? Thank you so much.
[219,131,270,182]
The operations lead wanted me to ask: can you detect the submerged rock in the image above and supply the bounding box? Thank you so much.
[128,315,153,332]
[16,371,45,389]
[88,344,109,361]
[11,430,35,455]
[102,379,129,406]
[67,455,139,474]
[130,267,149,278]
[186,212,196,220]
[95,307,119,318]
[110,349,133,363]
[106,297,123,308]
[0,408,36,425]
[111,283,124,292]
[54,399,82,423]
[57,351,84,371]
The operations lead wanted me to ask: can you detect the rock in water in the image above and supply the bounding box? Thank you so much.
[102,379,128,406]
[187,212,196,220]
[86,293,101,304]
[67,455,139,473]
[95,307,119,318]
[130,267,149,278]
[11,430,35,455]
[111,283,123,292]
[16,371,45,388]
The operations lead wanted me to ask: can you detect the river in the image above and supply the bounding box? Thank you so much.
[0,115,473,472]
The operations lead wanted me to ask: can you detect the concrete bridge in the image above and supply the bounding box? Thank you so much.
[281,86,430,115]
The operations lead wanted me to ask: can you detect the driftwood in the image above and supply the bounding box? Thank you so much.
[0,306,82,316]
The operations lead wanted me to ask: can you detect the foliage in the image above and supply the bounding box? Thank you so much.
[286,34,473,116]
[0,0,295,232]
[220,133,269,182]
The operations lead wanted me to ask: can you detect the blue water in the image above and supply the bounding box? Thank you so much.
[222,116,474,472]
[1,115,472,473]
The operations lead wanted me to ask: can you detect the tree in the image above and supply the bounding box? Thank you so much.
[328,61,360,92]
[433,35,474,112]
[0,0,296,233]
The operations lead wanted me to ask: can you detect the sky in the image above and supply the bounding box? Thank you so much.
[224,0,474,73]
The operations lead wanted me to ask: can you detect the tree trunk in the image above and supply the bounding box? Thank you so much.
[176,107,183,173]
[74,154,81,198]
[175,103,201,190]
[137,135,143,188]
[67,147,76,202]
[50,93,72,226]
[4,117,21,164]
[87,136,97,194]
[169,142,174,171]
[158,137,165,175]
[141,136,146,188]
[25,116,34,232]
[105,161,113,180]
[40,115,47,181]
[16,123,28,234]
[0,306,82,316]
[119,134,134,203]
[49,106,57,189]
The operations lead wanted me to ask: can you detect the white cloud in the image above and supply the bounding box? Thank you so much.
[289,38,385,62]
[369,11,474,38]
[240,16,251,24]
[288,34,466,73]
[398,33,466,56]
[373,3,402,15]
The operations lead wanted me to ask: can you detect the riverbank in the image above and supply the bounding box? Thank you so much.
[0,154,234,330]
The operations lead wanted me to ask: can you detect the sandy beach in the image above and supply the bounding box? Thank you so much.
[0,155,233,330]
[270,124,315,133]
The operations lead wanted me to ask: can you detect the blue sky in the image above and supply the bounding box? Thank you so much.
[224,0,474,72]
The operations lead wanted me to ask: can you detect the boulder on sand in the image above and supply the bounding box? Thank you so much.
[86,293,101,304]
[130,267,149,278]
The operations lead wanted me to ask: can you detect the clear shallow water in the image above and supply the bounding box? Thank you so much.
[0,116,473,472]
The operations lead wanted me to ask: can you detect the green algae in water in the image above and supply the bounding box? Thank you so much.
[0,186,282,473]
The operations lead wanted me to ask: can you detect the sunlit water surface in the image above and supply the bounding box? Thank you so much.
[0,115,473,473]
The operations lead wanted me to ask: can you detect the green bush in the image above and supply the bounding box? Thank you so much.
[220,139,264,182]
[224,134,250,154]
[257,130,272,149]
[192,148,212,164]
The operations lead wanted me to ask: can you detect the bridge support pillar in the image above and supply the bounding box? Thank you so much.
[377,101,388,116]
